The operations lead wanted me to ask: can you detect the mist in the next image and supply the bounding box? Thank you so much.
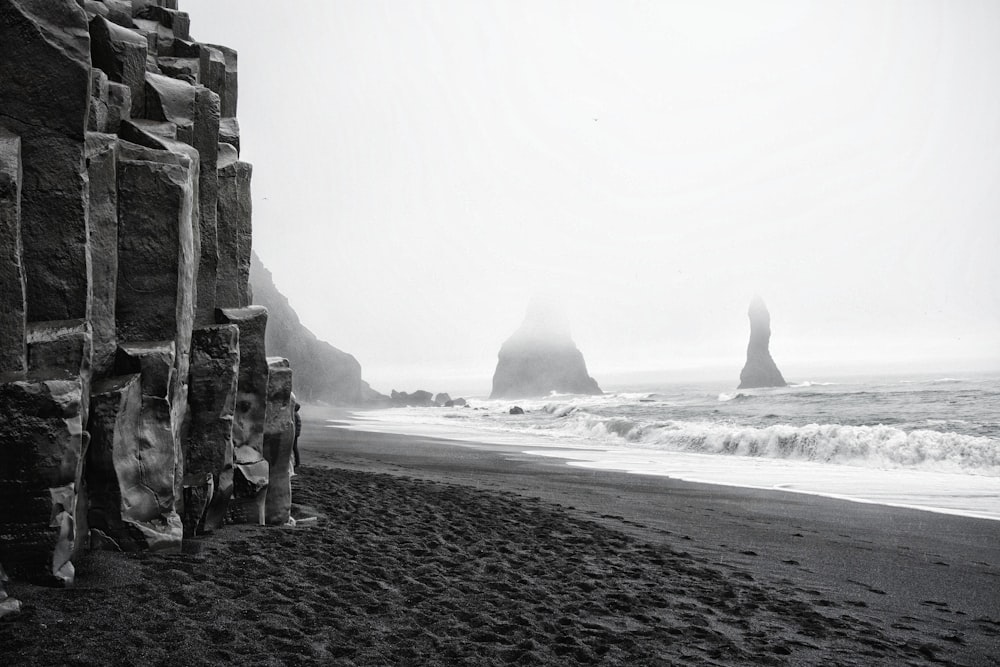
[185,0,1000,393]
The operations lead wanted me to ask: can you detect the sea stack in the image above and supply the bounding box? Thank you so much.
[738,296,787,389]
[490,301,602,399]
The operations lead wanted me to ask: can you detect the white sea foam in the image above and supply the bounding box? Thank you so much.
[549,415,1000,476]
[715,391,753,402]
[335,408,1000,521]
[335,376,1000,519]
[900,377,969,385]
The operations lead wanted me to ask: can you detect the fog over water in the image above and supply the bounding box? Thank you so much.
[186,0,1000,392]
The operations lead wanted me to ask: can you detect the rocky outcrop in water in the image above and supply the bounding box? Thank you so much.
[490,302,602,399]
[0,0,294,588]
[738,297,787,389]
[249,253,382,405]
[390,390,435,407]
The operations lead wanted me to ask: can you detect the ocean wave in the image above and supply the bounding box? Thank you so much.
[546,414,1000,476]
[787,381,839,388]
[900,377,969,385]
[543,403,578,418]
[717,392,751,402]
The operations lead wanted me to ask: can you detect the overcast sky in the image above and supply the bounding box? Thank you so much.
[184,0,1000,392]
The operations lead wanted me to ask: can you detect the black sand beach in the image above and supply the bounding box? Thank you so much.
[2,407,998,665]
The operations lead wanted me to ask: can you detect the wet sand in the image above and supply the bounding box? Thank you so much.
[1,407,998,665]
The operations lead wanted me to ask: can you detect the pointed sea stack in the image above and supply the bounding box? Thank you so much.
[490,302,602,399]
[738,296,787,389]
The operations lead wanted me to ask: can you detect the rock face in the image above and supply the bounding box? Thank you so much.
[249,253,380,404]
[738,297,787,389]
[0,0,295,586]
[490,302,602,399]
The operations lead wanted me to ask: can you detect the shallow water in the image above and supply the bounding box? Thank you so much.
[335,373,1000,520]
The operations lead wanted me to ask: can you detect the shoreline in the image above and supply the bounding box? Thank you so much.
[328,405,1000,522]
[301,406,1000,663]
[2,406,997,664]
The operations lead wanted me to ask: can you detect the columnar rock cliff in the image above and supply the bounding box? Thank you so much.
[249,253,381,404]
[738,296,787,389]
[490,302,602,399]
[0,0,295,589]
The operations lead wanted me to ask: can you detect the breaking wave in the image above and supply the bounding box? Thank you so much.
[536,414,1000,476]
[787,381,839,388]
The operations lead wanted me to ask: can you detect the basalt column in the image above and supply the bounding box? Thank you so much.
[0,0,93,323]
[0,378,85,585]
[141,71,223,325]
[101,343,182,550]
[5,311,92,585]
[263,357,294,526]
[0,128,26,375]
[86,373,159,551]
[184,324,240,535]
[216,306,269,524]
[2,317,92,586]
[113,142,198,550]
[0,1,95,585]
[84,133,119,376]
[216,145,253,308]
